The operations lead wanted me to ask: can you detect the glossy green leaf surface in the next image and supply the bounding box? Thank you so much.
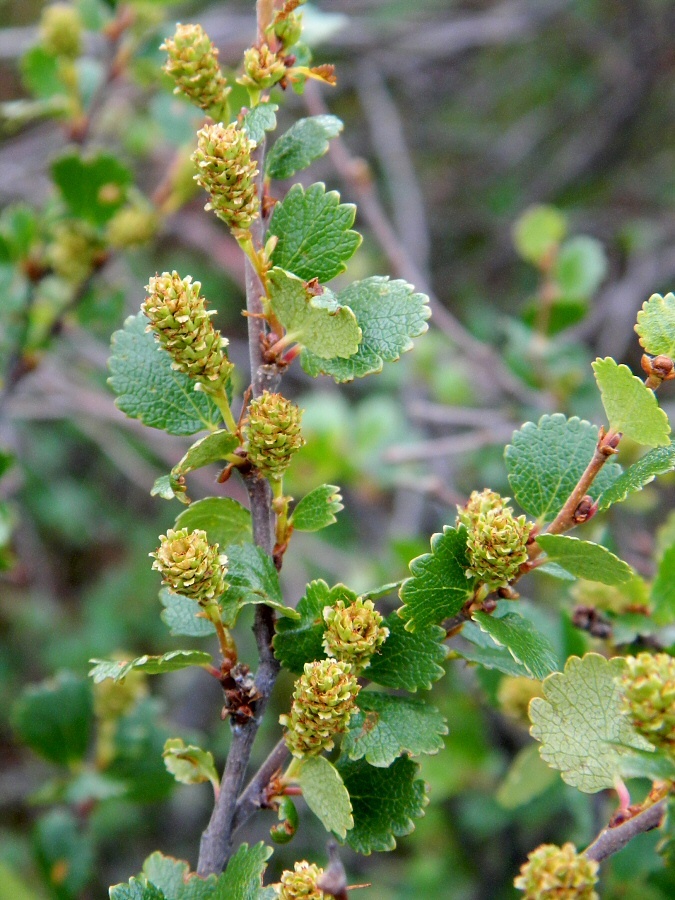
[269,183,361,283]
[175,498,252,549]
[398,526,474,630]
[290,484,343,532]
[266,115,343,180]
[598,442,675,509]
[88,650,212,683]
[11,671,93,766]
[366,611,446,691]
[336,756,428,854]
[536,534,633,585]
[472,611,559,680]
[343,692,447,767]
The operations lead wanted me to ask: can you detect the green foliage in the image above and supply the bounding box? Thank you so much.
[266,115,343,180]
[592,357,671,447]
[301,277,430,382]
[336,756,428,854]
[268,183,361,283]
[109,314,222,436]
[366,611,446,691]
[554,236,607,299]
[342,692,447,767]
[159,589,216,637]
[11,671,93,766]
[530,653,654,792]
[51,153,132,225]
[34,810,94,900]
[162,738,219,789]
[451,620,532,677]
[471,611,558,679]
[110,881,167,900]
[220,543,300,623]
[274,580,344,672]
[598,442,675,509]
[142,853,216,900]
[88,650,212,683]
[535,534,634,585]
[268,267,361,359]
[512,204,567,265]
[636,293,675,357]
[296,755,353,838]
[172,431,240,477]
[211,844,272,900]
[505,415,622,521]
[174,497,252,549]
[290,484,343,532]
[652,544,675,625]
[496,743,558,809]
[398,526,475,630]
[241,103,278,144]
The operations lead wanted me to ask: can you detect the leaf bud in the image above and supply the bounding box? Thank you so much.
[514,843,599,899]
[142,271,233,390]
[270,796,299,844]
[244,391,305,480]
[192,122,260,233]
[40,2,83,59]
[160,23,231,119]
[280,659,360,758]
[619,652,675,754]
[150,527,228,605]
[275,861,325,900]
[458,490,532,588]
[322,596,389,674]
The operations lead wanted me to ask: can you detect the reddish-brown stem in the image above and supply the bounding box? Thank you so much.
[543,428,620,537]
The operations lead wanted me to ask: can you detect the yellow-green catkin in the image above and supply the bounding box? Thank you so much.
[150,528,227,605]
[514,843,599,899]
[161,23,230,119]
[620,652,675,754]
[40,3,83,59]
[275,861,325,900]
[457,489,532,588]
[497,676,544,726]
[244,391,305,480]
[322,597,389,674]
[192,123,259,232]
[280,659,360,758]
[142,271,233,390]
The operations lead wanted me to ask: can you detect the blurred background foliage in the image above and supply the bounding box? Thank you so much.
[1,1,675,898]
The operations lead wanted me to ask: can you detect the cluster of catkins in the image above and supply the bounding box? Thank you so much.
[281,596,389,758]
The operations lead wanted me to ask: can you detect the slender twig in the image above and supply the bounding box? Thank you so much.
[232,737,289,833]
[197,31,284,865]
[544,429,618,536]
[584,798,666,863]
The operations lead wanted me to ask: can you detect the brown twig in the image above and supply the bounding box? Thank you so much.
[197,67,283,870]
[584,798,667,863]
